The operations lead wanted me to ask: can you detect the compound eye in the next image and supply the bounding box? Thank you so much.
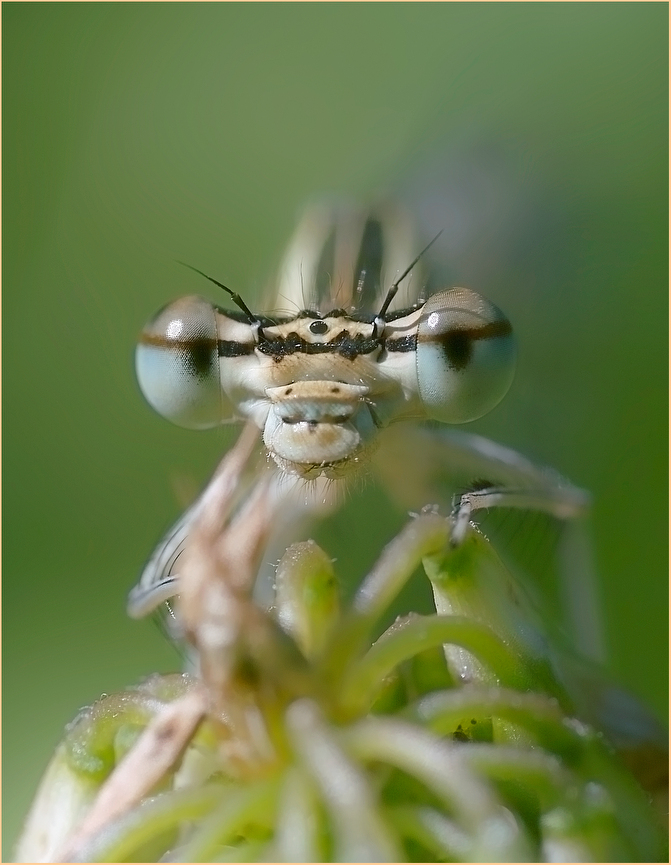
[135,295,230,429]
[416,288,516,424]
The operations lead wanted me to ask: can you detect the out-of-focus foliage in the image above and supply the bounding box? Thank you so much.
[17,515,667,862]
[3,4,667,857]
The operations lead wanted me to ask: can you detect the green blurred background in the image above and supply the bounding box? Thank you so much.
[3,3,667,855]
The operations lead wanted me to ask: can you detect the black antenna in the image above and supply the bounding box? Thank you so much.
[375,230,444,321]
[176,261,258,326]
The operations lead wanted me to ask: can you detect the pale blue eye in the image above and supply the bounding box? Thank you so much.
[415,288,516,424]
[135,295,231,429]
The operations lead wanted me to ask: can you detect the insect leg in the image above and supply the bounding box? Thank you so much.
[374,424,604,663]
[127,423,263,620]
[127,426,342,622]
[450,485,588,546]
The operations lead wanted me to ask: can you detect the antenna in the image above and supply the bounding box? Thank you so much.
[176,261,259,326]
[372,230,443,335]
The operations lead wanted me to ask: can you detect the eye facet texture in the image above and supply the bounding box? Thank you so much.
[136,295,230,429]
[416,287,516,424]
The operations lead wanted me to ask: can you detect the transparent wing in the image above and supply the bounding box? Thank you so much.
[128,499,199,620]
[127,431,340,622]
[372,422,604,663]
[274,200,420,315]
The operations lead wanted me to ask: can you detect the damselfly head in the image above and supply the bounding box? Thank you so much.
[135,202,516,478]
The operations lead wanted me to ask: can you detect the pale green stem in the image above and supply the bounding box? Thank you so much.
[408,686,581,757]
[274,540,340,661]
[409,684,666,859]
[340,715,535,861]
[340,615,531,716]
[274,766,322,863]
[578,741,668,862]
[386,805,471,861]
[352,513,448,620]
[64,691,170,779]
[317,513,449,704]
[73,784,225,862]
[462,743,575,810]
[214,839,271,862]
[286,699,400,862]
[179,777,279,862]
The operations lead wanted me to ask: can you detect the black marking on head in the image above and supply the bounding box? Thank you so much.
[384,302,424,322]
[309,320,329,335]
[218,339,255,358]
[346,311,377,324]
[386,335,417,353]
[215,306,291,327]
[258,329,379,361]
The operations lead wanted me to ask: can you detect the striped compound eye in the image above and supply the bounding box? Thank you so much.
[415,288,516,424]
[135,295,231,429]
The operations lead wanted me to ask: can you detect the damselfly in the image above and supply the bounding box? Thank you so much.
[128,201,594,654]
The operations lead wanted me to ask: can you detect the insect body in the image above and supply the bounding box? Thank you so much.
[128,202,667,809]
[129,202,587,644]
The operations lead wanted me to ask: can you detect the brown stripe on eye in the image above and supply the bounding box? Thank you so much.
[139,331,217,348]
[138,332,255,358]
[139,331,220,377]
[420,319,512,371]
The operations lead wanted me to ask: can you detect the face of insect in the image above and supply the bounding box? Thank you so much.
[135,203,516,478]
